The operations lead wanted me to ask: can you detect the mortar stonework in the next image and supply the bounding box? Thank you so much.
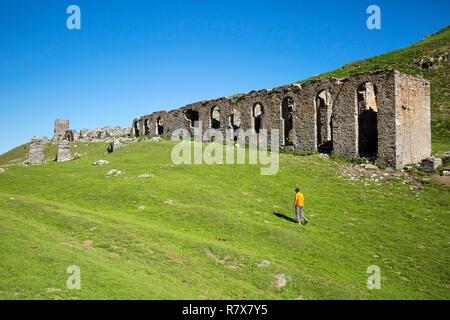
[132,70,431,168]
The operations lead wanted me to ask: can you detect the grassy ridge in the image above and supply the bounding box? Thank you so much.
[0,141,448,299]
[297,26,450,151]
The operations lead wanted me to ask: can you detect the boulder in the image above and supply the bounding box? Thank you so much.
[149,137,162,142]
[92,160,110,166]
[138,173,154,178]
[362,164,379,170]
[257,260,271,268]
[106,169,122,176]
[0,168,6,173]
[74,152,81,159]
[421,157,442,170]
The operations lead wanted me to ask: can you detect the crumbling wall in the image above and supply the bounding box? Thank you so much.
[56,139,71,162]
[79,126,130,141]
[395,72,431,168]
[53,119,70,142]
[28,137,46,164]
[133,70,430,168]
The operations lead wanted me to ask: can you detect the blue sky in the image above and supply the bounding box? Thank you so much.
[0,0,448,154]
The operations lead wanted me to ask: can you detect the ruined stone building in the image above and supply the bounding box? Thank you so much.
[131,70,431,169]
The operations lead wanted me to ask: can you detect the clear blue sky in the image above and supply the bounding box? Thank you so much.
[0,0,449,154]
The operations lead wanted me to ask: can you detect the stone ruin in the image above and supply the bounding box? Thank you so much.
[56,139,71,162]
[53,119,70,142]
[52,120,130,143]
[132,69,432,169]
[28,137,46,164]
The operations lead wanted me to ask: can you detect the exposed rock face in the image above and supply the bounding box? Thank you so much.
[28,137,46,165]
[56,139,71,162]
[79,126,130,141]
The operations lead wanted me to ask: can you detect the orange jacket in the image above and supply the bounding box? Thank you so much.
[294,192,304,207]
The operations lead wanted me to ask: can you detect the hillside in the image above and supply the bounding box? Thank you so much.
[297,26,450,152]
[0,140,449,299]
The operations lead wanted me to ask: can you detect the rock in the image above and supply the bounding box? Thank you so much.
[362,164,379,170]
[273,274,288,288]
[73,152,81,159]
[421,156,442,170]
[106,169,122,176]
[443,171,450,176]
[138,173,154,178]
[0,168,5,173]
[164,199,174,205]
[149,137,162,142]
[56,139,71,162]
[93,160,110,166]
[257,260,271,268]
[28,137,47,165]
[137,205,146,210]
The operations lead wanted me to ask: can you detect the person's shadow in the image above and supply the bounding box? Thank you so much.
[273,212,297,224]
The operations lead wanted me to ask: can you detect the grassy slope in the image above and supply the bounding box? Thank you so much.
[296,26,449,152]
[0,141,448,299]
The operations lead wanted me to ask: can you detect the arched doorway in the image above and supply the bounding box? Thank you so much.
[316,90,333,153]
[252,103,264,134]
[184,109,199,128]
[133,119,140,137]
[281,97,294,146]
[357,82,378,159]
[144,119,150,135]
[156,117,164,135]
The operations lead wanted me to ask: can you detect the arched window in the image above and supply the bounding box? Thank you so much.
[184,109,199,128]
[210,106,220,129]
[228,109,241,141]
[252,103,264,134]
[281,97,294,146]
[316,90,333,153]
[357,82,378,159]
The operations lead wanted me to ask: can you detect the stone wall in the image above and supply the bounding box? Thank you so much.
[132,70,431,168]
[394,72,432,168]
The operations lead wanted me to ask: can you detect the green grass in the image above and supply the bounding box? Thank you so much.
[297,25,450,151]
[0,140,449,300]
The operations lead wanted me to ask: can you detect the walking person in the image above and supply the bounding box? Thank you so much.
[294,187,308,225]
